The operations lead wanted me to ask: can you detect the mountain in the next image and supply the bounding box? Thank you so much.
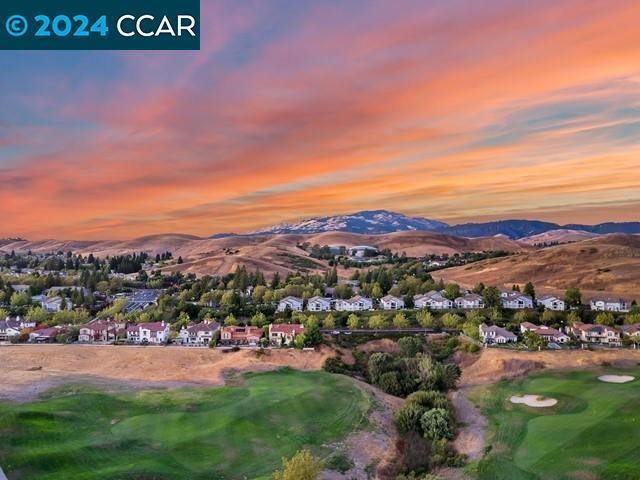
[440,220,559,239]
[564,222,640,235]
[247,210,449,235]
[520,229,599,245]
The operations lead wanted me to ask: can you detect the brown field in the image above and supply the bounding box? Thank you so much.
[0,344,331,402]
[436,234,640,301]
[0,231,526,277]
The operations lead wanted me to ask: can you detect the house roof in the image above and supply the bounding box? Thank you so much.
[590,296,626,304]
[186,322,220,334]
[456,293,483,302]
[270,323,305,335]
[221,325,263,339]
[31,326,63,337]
[308,296,330,304]
[621,324,640,335]
[480,323,517,338]
[127,322,168,333]
[280,296,303,304]
[571,322,618,334]
[80,320,117,331]
[342,295,372,304]
[381,295,402,302]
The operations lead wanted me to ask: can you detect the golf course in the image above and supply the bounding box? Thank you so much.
[0,369,372,480]
[470,368,640,480]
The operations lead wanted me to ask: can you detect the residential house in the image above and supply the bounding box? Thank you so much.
[122,289,161,313]
[307,296,332,312]
[520,322,570,343]
[479,323,517,344]
[277,296,304,312]
[220,325,263,346]
[29,326,66,343]
[537,295,566,311]
[269,323,305,346]
[414,291,452,310]
[567,322,621,346]
[621,323,640,338]
[589,297,629,313]
[0,319,22,341]
[126,322,170,345]
[178,321,221,346]
[41,296,73,313]
[10,284,31,294]
[380,295,405,310]
[455,293,485,310]
[78,319,119,343]
[335,295,374,312]
[500,291,534,309]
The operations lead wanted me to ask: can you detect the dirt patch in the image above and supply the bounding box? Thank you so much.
[598,375,635,383]
[449,389,487,460]
[459,348,640,387]
[509,394,557,408]
[357,339,401,356]
[0,344,333,403]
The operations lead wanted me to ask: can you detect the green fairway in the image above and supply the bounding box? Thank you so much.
[0,369,372,480]
[470,368,640,480]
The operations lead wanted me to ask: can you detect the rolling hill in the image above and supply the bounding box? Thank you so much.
[0,231,527,278]
[436,234,640,301]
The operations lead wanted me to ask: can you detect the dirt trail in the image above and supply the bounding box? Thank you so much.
[449,389,487,461]
[0,344,331,402]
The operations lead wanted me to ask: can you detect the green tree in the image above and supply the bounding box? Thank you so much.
[564,287,582,308]
[370,283,383,299]
[483,286,501,308]
[443,283,461,301]
[251,312,268,327]
[273,449,323,480]
[368,314,387,330]
[322,313,335,329]
[347,314,360,329]
[394,402,426,433]
[513,310,528,324]
[393,312,409,328]
[523,282,536,300]
[595,311,615,326]
[10,291,31,307]
[567,309,581,324]
[224,313,239,326]
[523,330,546,350]
[420,408,454,440]
[440,313,461,329]
[417,310,436,328]
[397,336,422,357]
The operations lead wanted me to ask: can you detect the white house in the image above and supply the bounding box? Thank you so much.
[589,297,629,313]
[414,291,452,310]
[500,291,534,309]
[479,323,517,344]
[126,322,170,345]
[268,323,305,346]
[537,295,565,311]
[335,295,374,312]
[0,319,22,341]
[568,322,621,346]
[621,324,640,338]
[277,296,304,312]
[307,296,332,312]
[454,293,485,309]
[520,322,570,343]
[178,321,220,346]
[380,295,405,310]
[41,296,73,313]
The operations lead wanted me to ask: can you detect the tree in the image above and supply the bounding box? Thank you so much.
[251,312,268,327]
[10,291,31,307]
[472,282,485,294]
[398,336,422,357]
[541,310,556,325]
[523,330,546,350]
[513,310,528,324]
[483,287,501,308]
[370,283,383,299]
[443,283,461,301]
[595,311,615,327]
[322,313,335,329]
[273,449,323,480]
[347,314,360,330]
[303,324,322,347]
[564,287,582,308]
[567,310,581,324]
[523,282,535,300]
[394,402,426,433]
[420,408,454,440]
[416,310,436,328]
[224,313,239,326]
[440,313,461,329]
[393,312,409,328]
[368,314,387,330]
[367,352,394,383]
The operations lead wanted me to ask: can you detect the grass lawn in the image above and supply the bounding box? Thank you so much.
[469,368,640,480]
[0,369,372,480]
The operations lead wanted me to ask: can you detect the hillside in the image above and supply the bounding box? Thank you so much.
[520,229,599,245]
[0,231,527,277]
[437,234,640,301]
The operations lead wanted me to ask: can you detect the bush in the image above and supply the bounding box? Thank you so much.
[325,453,353,473]
[394,402,427,433]
[420,409,454,441]
[406,390,450,411]
[323,357,351,375]
[398,336,423,357]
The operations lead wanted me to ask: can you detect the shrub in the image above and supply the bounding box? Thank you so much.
[420,408,454,441]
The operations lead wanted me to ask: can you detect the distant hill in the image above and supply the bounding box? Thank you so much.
[247,210,449,235]
[234,210,640,239]
[437,234,640,301]
[520,229,599,245]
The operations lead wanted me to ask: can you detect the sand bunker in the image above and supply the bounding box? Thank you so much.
[510,394,557,408]
[598,375,635,383]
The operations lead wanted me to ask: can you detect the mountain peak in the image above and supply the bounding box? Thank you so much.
[248,210,449,235]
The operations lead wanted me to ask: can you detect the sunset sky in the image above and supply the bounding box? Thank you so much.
[2,0,640,240]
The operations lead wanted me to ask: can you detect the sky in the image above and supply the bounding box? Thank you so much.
[1,0,640,240]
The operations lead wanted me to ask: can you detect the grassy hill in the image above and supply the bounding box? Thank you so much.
[470,368,640,480]
[0,369,371,480]
[437,234,640,301]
